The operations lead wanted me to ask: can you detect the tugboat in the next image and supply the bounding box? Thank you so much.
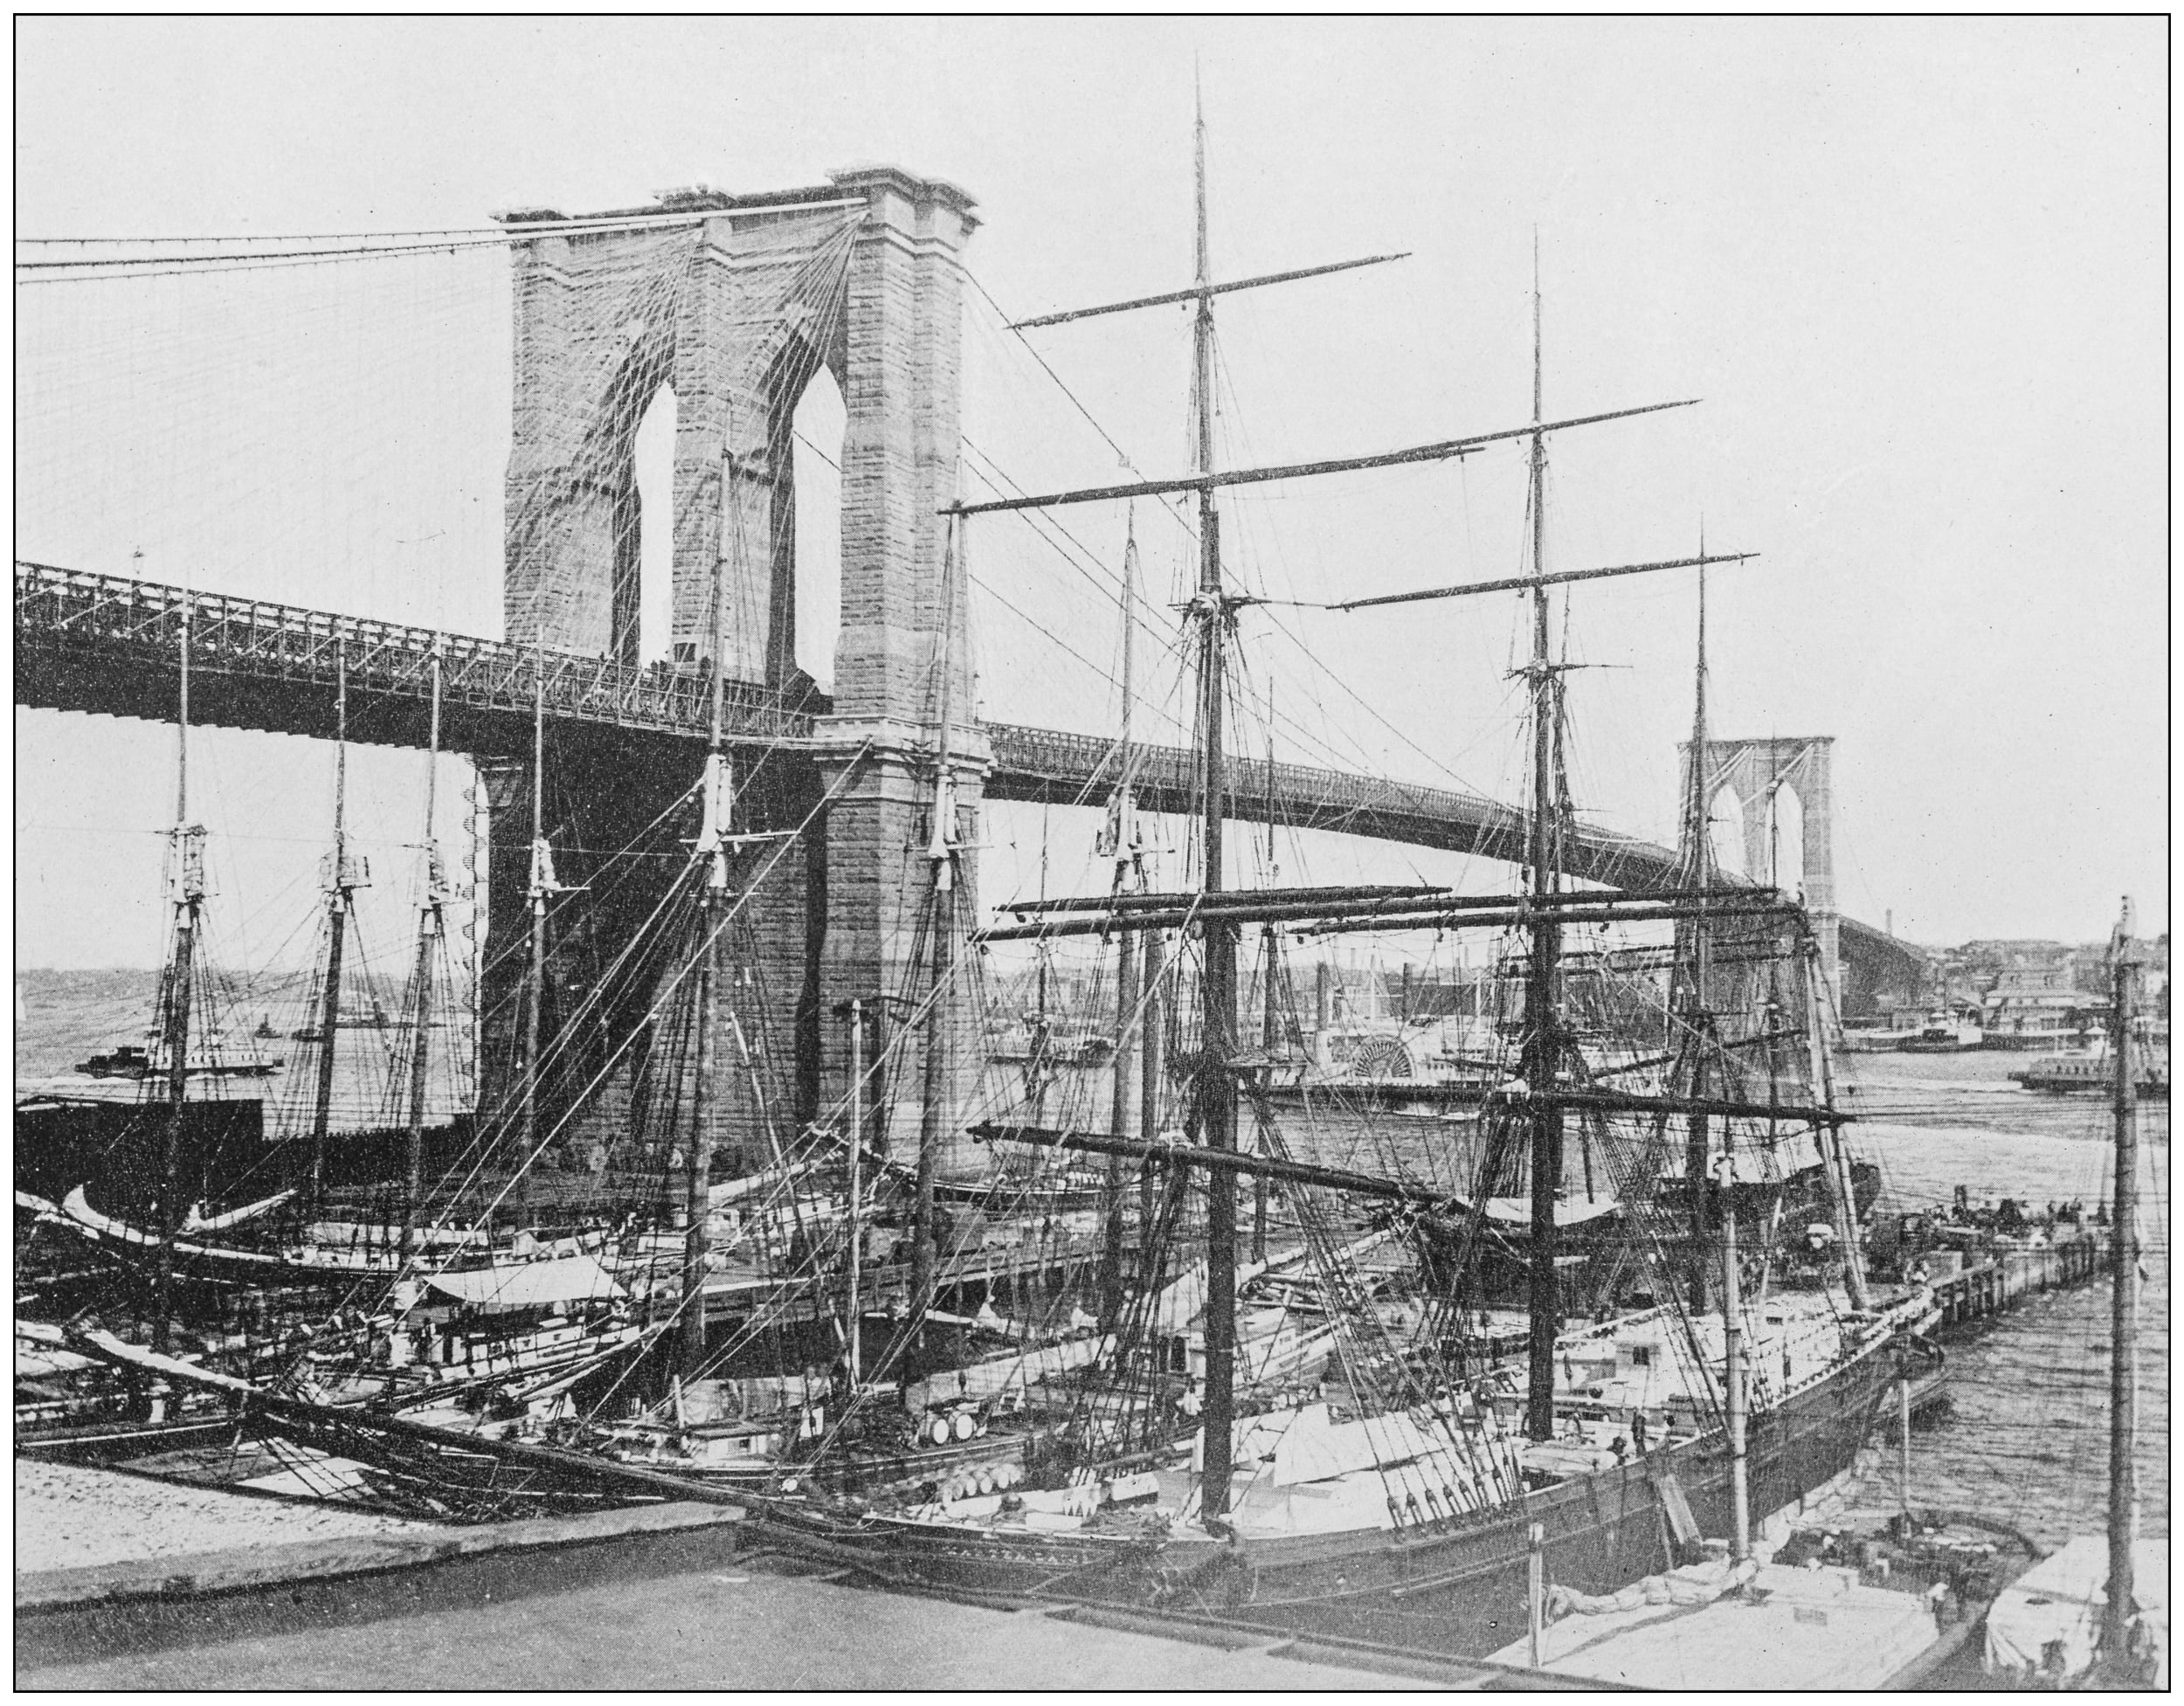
[73,1043,153,1079]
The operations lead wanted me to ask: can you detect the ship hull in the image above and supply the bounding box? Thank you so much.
[588,1420,1054,1499]
[840,1332,1914,1658]
[2008,1067,2167,1099]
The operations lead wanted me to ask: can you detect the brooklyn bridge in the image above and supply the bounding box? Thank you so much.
[14,167,1928,1164]
[13,556,1924,1005]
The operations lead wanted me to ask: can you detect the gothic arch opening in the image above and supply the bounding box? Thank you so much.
[1767,782,1807,898]
[788,366,845,694]
[632,385,678,667]
[1708,784,1746,878]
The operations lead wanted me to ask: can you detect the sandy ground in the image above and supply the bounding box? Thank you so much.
[14,1462,1441,1689]
[15,1459,439,1575]
[21,1561,1435,1690]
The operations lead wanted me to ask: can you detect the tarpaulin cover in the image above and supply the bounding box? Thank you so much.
[1269,1402,1437,1485]
[1457,1195,1623,1227]
[1549,1555,1759,1619]
[1986,1535,2168,1684]
[425,1253,622,1310]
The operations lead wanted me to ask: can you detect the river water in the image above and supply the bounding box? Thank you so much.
[1026,1044,2168,1552]
[1828,1048,2168,1550]
[23,973,2166,1551]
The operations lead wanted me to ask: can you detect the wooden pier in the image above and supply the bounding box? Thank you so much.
[1925,1228,2107,1333]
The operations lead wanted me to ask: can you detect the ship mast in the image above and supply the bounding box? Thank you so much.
[150,589,204,1358]
[1520,237,1567,1442]
[1028,811,1053,1122]
[844,997,867,1389]
[1099,517,1144,1328]
[518,649,558,1230]
[1718,1125,1751,1559]
[681,494,739,1376]
[1673,539,1751,1551]
[912,515,964,1328]
[1678,544,1717,1314]
[308,643,362,1205]
[398,647,446,1261]
[957,88,1729,1511]
[1254,680,1278,1267]
[2104,896,2142,1668]
[1188,79,1245,1520]
[1677,543,1745,1547]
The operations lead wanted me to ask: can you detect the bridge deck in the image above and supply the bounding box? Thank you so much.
[15,560,1916,966]
[13,562,818,760]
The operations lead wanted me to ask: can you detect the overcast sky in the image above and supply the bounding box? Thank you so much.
[13,17,2167,974]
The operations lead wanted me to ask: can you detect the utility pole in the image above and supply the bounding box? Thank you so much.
[2105,898,2142,1668]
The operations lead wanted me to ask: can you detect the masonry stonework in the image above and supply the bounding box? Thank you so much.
[1682,736,1841,999]
[489,169,983,1174]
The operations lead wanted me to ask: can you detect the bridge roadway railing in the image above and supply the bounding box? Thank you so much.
[14,561,816,751]
[19,559,1678,889]
[980,720,1684,891]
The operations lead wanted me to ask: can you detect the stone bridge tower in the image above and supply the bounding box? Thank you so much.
[1681,736,1840,1000]
[486,168,985,1174]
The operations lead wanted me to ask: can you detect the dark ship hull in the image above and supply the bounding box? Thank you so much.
[814,1329,1925,1660]
[2009,1060,2168,1099]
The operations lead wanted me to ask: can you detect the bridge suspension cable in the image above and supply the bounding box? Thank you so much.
[14,198,872,281]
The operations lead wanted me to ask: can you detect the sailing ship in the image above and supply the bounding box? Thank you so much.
[645,98,1947,1656]
[14,590,276,1441]
[32,113,1945,1660]
[29,176,1270,1513]
[22,625,666,1452]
